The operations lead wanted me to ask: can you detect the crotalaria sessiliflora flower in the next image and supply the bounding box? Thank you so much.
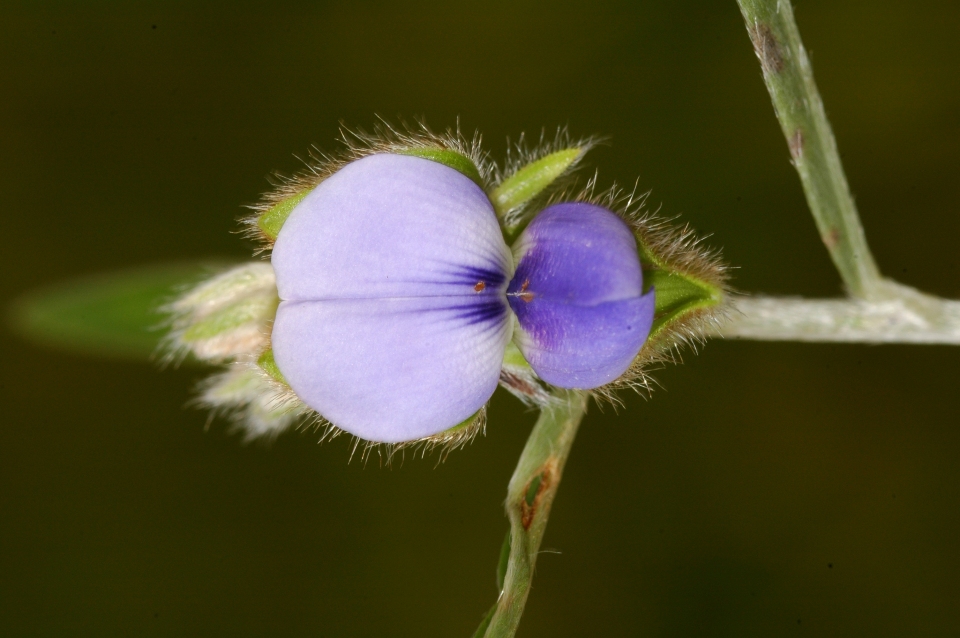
[270,154,654,443]
[167,126,728,448]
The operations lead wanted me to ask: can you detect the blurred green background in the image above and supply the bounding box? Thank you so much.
[2,1,959,635]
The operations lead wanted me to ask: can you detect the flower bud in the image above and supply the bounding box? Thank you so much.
[197,364,301,441]
[165,262,277,362]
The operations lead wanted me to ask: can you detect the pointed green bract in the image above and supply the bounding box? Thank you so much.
[398,148,483,186]
[257,189,312,240]
[645,268,723,340]
[490,148,582,219]
[7,261,223,361]
[257,348,288,385]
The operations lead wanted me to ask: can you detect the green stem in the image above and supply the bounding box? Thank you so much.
[721,288,960,344]
[737,0,883,299]
[480,390,588,638]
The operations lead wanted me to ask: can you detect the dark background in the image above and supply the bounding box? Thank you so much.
[2,1,959,635]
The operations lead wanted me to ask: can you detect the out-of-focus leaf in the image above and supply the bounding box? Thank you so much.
[7,261,231,362]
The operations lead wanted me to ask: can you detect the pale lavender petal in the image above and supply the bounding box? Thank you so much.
[507,202,654,388]
[272,153,512,302]
[272,295,511,443]
[269,154,513,442]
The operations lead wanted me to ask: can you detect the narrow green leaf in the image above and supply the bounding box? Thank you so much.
[471,604,497,638]
[490,148,582,217]
[645,268,723,339]
[398,148,483,186]
[257,189,312,240]
[7,261,227,361]
[496,530,511,591]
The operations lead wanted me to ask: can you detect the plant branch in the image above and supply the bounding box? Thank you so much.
[479,390,588,638]
[720,284,960,344]
[737,0,883,299]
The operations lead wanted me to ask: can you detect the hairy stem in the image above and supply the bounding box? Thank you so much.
[737,0,883,299]
[721,284,960,344]
[480,390,588,638]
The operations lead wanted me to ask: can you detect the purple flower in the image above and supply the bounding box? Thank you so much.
[508,203,655,388]
[270,153,654,443]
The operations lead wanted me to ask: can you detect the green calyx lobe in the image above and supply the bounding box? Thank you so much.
[637,235,725,342]
[491,148,583,220]
[257,348,288,385]
[257,189,311,241]
[444,409,482,434]
[644,267,723,342]
[398,148,483,186]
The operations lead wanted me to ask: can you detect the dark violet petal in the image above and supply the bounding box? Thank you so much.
[272,154,511,302]
[511,291,655,388]
[272,295,511,443]
[508,202,642,306]
[508,202,653,389]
